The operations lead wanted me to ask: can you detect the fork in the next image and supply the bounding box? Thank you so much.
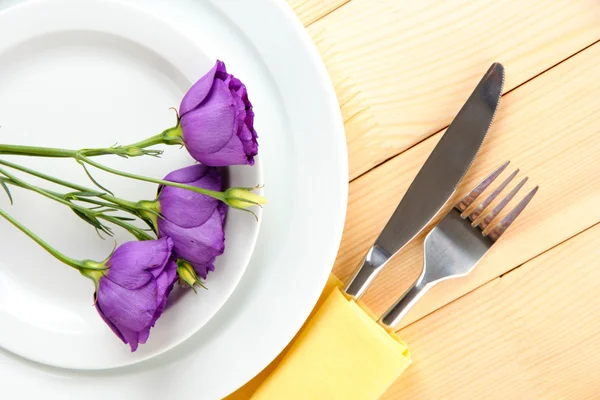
[379,161,538,328]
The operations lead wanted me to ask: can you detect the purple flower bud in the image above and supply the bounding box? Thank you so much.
[157,164,226,279]
[94,237,176,352]
[179,60,258,166]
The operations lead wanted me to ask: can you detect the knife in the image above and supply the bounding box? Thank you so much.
[344,63,505,299]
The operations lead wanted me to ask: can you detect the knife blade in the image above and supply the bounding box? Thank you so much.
[344,63,505,299]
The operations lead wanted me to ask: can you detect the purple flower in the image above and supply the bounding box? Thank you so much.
[179,60,258,166]
[157,164,226,279]
[94,237,176,352]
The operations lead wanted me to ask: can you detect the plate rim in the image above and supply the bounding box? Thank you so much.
[0,0,349,397]
[216,1,348,395]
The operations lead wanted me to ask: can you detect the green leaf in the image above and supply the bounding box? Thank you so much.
[0,180,13,205]
[113,216,136,221]
[70,190,105,198]
[72,209,113,238]
[238,207,259,222]
[95,207,119,214]
[78,162,114,196]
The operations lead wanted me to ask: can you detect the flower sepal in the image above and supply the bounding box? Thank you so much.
[223,187,267,212]
[79,260,108,291]
[136,199,161,231]
[160,123,184,146]
[176,259,206,292]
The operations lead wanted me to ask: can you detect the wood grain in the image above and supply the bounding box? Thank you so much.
[286,0,349,26]
[303,0,600,179]
[332,41,600,328]
[228,2,600,398]
[384,222,600,399]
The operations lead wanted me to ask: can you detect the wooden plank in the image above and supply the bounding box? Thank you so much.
[332,41,600,327]
[286,0,348,26]
[306,0,600,179]
[384,222,600,399]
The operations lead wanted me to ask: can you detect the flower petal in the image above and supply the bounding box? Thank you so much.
[158,207,225,267]
[159,166,222,228]
[137,326,151,347]
[95,296,126,344]
[94,239,178,352]
[213,60,228,81]
[239,123,259,162]
[152,258,177,311]
[97,279,157,333]
[187,133,250,166]
[179,61,220,116]
[194,262,215,280]
[106,238,173,290]
[180,79,236,155]
[120,326,143,352]
[245,106,255,130]
[162,164,211,184]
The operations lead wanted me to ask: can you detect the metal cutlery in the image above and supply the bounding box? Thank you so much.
[345,63,505,299]
[379,162,538,328]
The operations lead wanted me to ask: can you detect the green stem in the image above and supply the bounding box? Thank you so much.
[0,158,140,212]
[64,196,133,214]
[0,126,230,205]
[78,154,226,202]
[120,132,168,149]
[0,125,182,159]
[0,145,76,158]
[42,188,154,240]
[0,158,92,191]
[72,196,156,231]
[119,125,183,148]
[0,208,84,270]
[0,167,101,219]
[0,177,154,241]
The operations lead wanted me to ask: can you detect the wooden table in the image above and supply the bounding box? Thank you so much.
[286,0,600,398]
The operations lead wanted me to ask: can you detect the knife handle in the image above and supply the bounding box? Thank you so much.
[344,244,391,299]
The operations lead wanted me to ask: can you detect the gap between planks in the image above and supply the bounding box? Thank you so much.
[304,0,600,179]
[349,36,600,184]
[304,0,352,26]
[396,219,600,335]
[386,220,600,399]
[349,38,600,332]
[286,0,351,27]
[334,38,600,328]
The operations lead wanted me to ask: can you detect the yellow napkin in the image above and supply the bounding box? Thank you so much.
[227,274,411,399]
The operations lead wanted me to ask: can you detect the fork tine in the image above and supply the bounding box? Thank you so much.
[485,186,539,241]
[465,169,519,221]
[455,161,510,212]
[477,177,528,230]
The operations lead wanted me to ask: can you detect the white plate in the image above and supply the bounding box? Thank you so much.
[0,0,263,369]
[0,0,347,398]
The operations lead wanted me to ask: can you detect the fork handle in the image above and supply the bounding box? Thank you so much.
[378,277,431,329]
